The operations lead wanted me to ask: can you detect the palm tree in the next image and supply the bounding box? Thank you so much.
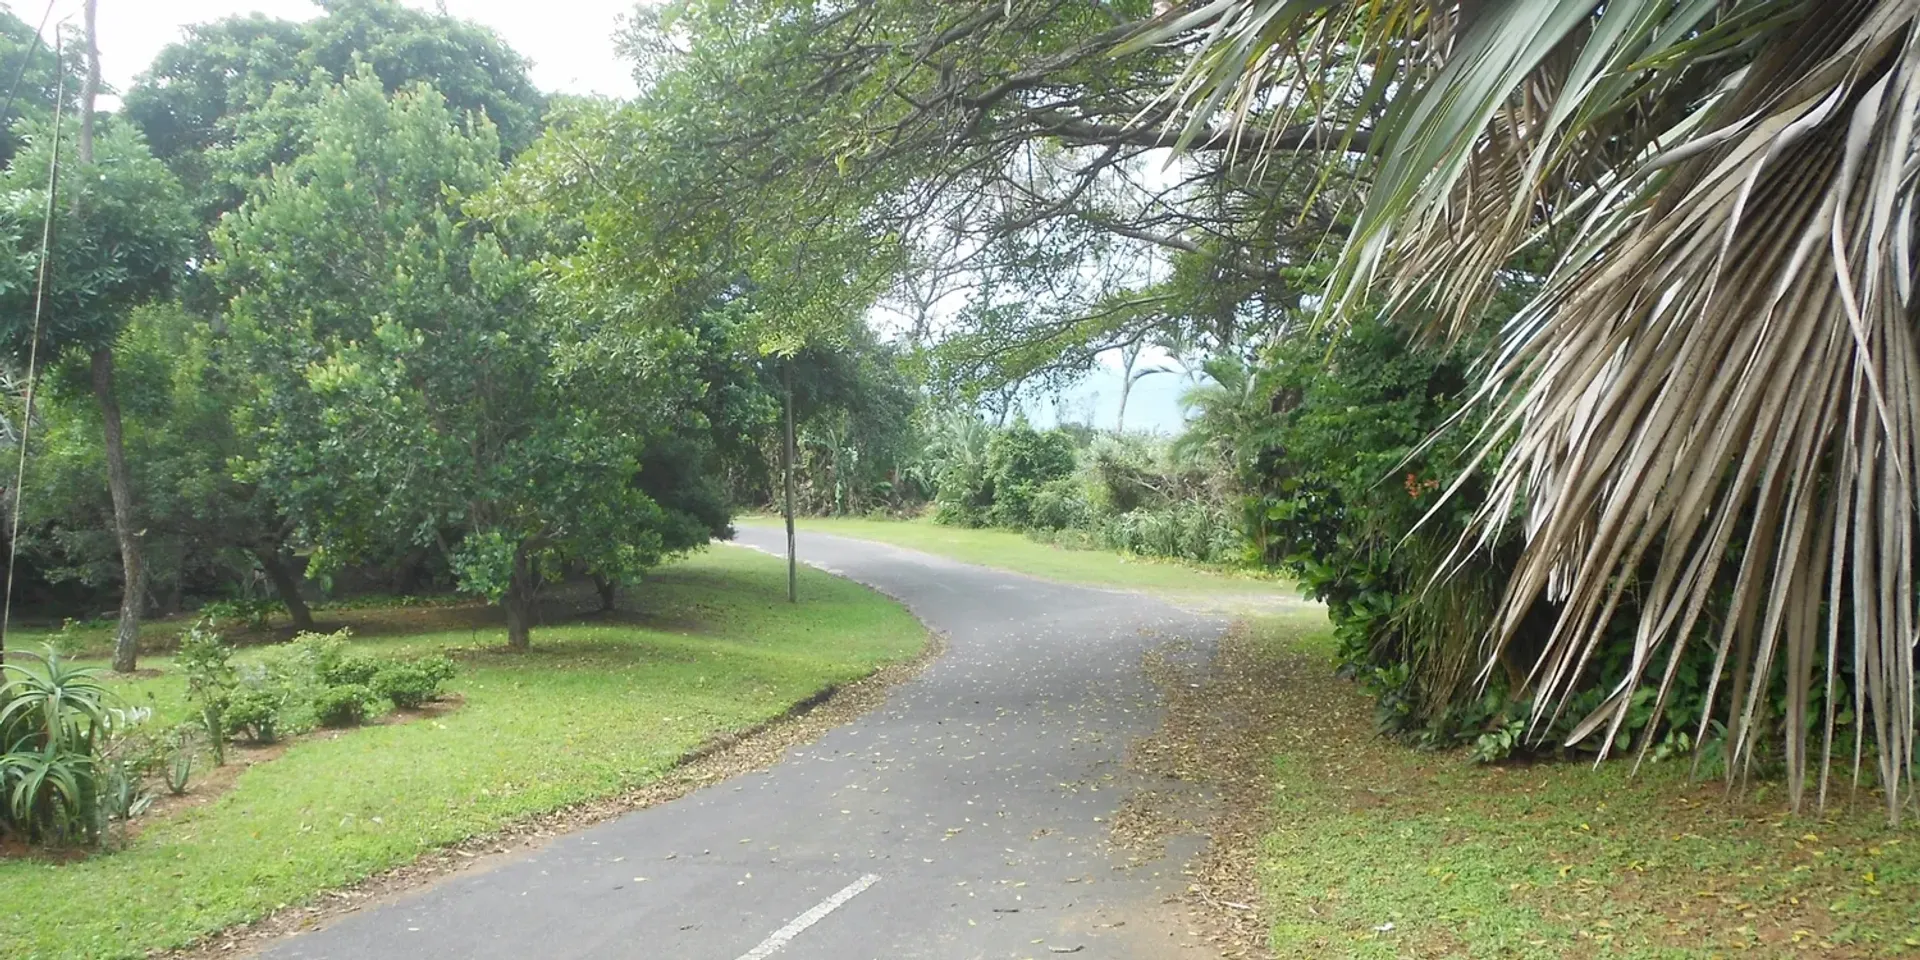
[1137,0,1920,818]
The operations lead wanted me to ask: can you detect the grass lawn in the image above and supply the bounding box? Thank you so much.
[3,593,473,661]
[1250,618,1920,959]
[0,547,925,960]
[742,514,1297,610]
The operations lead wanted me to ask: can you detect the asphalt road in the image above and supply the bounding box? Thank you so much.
[261,528,1226,960]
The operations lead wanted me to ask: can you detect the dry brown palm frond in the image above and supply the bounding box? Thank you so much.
[1468,2,1920,819]
[1139,0,1920,819]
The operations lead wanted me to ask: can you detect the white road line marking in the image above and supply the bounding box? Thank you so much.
[734,874,881,960]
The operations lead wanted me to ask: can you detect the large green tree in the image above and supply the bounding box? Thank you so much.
[509,1,1361,402]
[215,73,721,649]
[0,113,194,670]
[125,0,544,233]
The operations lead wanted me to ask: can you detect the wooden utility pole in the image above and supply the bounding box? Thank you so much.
[77,0,96,165]
[783,360,797,603]
[76,0,143,673]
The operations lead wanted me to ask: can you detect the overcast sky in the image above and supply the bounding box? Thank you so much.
[25,0,644,102]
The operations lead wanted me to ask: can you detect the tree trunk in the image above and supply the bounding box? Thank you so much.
[254,547,314,631]
[93,347,142,673]
[503,545,536,650]
[158,576,183,618]
[592,573,616,612]
[783,362,797,604]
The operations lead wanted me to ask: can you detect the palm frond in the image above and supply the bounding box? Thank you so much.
[1146,0,1920,818]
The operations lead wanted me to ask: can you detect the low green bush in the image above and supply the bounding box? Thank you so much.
[1097,502,1240,564]
[185,627,430,745]
[1026,476,1091,531]
[223,688,284,744]
[310,684,371,728]
[199,597,280,630]
[286,630,353,683]
[371,656,456,709]
[981,422,1076,529]
[322,653,382,688]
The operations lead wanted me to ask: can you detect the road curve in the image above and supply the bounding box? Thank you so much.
[260,528,1227,960]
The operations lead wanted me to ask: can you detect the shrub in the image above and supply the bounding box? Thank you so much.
[981,421,1076,529]
[418,654,457,684]
[0,649,115,844]
[1230,318,1518,745]
[286,629,353,683]
[371,656,456,709]
[199,596,279,630]
[323,653,382,688]
[224,688,284,744]
[1026,476,1091,531]
[1084,435,1169,515]
[175,623,236,764]
[311,684,371,728]
[1096,502,1241,564]
[925,416,1078,528]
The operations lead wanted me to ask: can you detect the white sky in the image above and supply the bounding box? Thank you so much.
[21,0,644,102]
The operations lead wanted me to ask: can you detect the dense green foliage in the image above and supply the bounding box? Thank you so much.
[913,414,1241,566]
[1217,320,1518,740]
[0,121,193,358]
[725,331,924,516]
[210,72,733,648]
[125,0,544,233]
[15,304,298,621]
[0,7,80,166]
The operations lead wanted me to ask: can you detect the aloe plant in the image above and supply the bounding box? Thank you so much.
[0,648,116,843]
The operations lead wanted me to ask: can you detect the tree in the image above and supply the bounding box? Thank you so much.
[215,73,718,649]
[1148,0,1920,816]
[16,303,313,628]
[589,2,1365,397]
[0,109,194,672]
[124,0,545,271]
[0,4,81,165]
[707,327,920,513]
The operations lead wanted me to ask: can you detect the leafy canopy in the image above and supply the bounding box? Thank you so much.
[213,72,715,636]
[0,118,193,360]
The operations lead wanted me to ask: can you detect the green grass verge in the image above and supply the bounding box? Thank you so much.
[1250,619,1920,959]
[743,514,1295,609]
[1,547,925,960]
